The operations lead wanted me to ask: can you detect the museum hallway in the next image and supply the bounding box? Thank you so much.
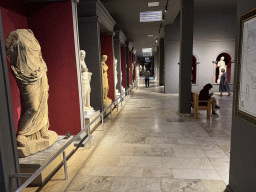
[56,80,231,192]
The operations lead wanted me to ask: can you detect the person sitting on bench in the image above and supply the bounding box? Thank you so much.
[199,83,220,116]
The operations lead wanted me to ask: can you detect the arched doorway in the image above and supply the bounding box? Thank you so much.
[215,52,232,83]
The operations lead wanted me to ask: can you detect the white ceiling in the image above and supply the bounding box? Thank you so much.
[101,0,237,57]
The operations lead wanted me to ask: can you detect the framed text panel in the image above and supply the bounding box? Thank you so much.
[235,7,256,125]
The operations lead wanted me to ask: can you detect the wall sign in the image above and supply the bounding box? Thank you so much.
[140,11,162,22]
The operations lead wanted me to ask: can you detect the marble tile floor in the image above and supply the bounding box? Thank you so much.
[65,83,232,192]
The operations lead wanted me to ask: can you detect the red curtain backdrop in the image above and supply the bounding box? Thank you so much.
[1,6,28,132]
[100,35,115,101]
[121,47,126,89]
[129,52,132,84]
[215,53,232,83]
[1,1,82,135]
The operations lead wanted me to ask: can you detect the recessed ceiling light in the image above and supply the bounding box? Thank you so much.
[148,35,153,37]
[148,2,159,7]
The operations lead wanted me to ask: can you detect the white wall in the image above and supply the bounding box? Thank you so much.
[165,8,237,93]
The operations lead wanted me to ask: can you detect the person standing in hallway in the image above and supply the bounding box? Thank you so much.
[199,83,220,116]
[219,68,231,96]
[144,70,150,87]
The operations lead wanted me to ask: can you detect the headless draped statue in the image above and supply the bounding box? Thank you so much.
[217,56,226,84]
[6,29,57,149]
[101,55,112,107]
[80,50,92,113]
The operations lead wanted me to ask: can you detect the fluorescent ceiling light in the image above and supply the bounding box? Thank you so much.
[148,35,153,37]
[145,57,150,60]
[140,11,162,22]
[146,60,151,62]
[148,2,159,7]
[142,48,152,53]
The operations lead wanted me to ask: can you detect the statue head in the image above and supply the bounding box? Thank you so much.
[80,50,86,60]
[220,56,225,60]
[102,55,108,62]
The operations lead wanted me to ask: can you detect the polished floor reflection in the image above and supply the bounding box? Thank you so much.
[67,81,231,192]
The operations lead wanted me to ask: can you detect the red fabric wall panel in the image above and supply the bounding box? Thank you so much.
[1,7,28,132]
[100,35,115,101]
[129,52,132,84]
[121,47,126,89]
[28,1,80,135]
[2,1,81,135]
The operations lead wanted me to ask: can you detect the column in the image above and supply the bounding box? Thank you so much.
[78,16,103,112]
[159,38,165,86]
[179,0,194,114]
[0,14,20,191]
[121,46,127,90]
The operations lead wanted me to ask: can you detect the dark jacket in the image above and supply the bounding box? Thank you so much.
[144,71,150,79]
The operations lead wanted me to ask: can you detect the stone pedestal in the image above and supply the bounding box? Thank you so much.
[19,136,74,186]
[74,110,101,147]
[85,110,101,133]
[116,93,121,103]
[121,87,126,98]
[17,130,58,158]
[104,99,114,115]
[84,107,94,115]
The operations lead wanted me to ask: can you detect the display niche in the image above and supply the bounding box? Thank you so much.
[1,0,81,136]
[215,52,232,84]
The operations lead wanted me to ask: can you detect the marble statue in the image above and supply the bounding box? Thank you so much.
[80,50,93,113]
[101,55,112,108]
[114,58,120,96]
[120,70,126,94]
[6,29,57,155]
[217,56,226,84]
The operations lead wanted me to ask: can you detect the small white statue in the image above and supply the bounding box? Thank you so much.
[80,50,92,112]
[114,59,120,95]
[217,56,226,84]
[120,70,126,94]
